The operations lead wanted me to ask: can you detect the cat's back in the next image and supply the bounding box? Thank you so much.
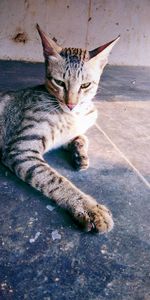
[0,91,14,114]
[0,88,27,128]
[0,86,42,149]
[0,85,48,122]
[0,91,16,149]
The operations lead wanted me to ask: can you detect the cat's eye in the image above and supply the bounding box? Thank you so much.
[80,82,91,89]
[53,78,66,88]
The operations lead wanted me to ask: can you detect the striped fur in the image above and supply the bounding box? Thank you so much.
[0,27,119,233]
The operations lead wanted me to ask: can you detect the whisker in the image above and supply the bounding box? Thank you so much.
[35,105,61,113]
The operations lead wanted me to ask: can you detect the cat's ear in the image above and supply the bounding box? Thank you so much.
[36,24,62,59]
[88,35,120,68]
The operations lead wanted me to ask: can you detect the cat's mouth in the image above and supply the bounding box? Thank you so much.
[56,99,78,113]
[60,103,76,114]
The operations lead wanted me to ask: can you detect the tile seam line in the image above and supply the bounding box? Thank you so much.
[95,123,150,189]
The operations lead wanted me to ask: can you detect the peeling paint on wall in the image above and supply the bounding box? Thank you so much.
[12,32,28,44]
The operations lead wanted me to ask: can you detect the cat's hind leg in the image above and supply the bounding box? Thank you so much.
[67,135,89,171]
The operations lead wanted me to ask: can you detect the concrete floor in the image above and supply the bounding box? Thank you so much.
[0,61,150,300]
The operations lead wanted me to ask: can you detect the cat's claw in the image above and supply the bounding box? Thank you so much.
[87,204,114,233]
[72,152,89,171]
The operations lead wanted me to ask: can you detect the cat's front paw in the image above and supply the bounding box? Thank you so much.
[74,201,114,233]
[87,203,114,233]
[69,135,89,171]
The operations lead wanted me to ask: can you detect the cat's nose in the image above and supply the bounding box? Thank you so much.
[66,103,76,110]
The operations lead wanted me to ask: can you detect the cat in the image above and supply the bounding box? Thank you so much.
[0,24,119,233]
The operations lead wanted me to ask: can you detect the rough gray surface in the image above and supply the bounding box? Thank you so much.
[0,61,150,300]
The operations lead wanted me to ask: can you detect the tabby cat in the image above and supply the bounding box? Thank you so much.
[0,25,119,233]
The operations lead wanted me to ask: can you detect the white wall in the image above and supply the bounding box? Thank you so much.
[0,0,150,66]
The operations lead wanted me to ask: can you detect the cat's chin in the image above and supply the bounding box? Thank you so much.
[60,102,93,115]
[60,105,73,114]
[61,106,83,115]
[59,103,77,114]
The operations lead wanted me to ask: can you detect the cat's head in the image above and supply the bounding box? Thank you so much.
[37,24,119,113]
